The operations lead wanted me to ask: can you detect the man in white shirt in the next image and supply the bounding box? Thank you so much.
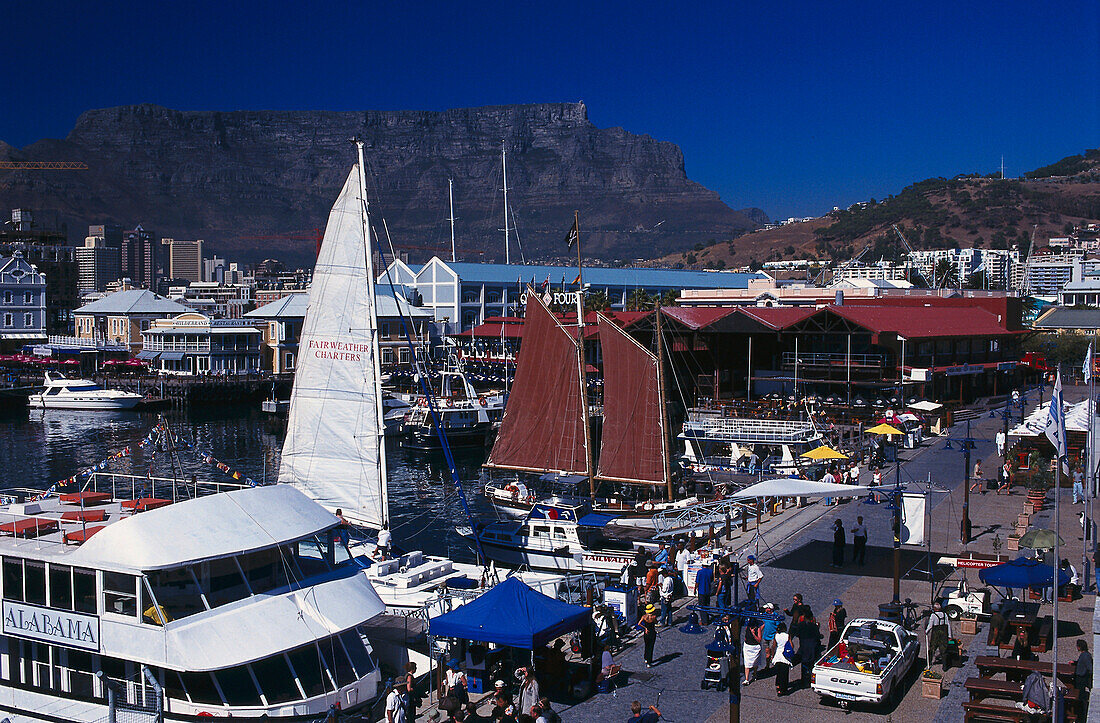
[385,683,408,723]
[745,554,764,601]
[926,601,951,666]
[995,429,1006,457]
[848,462,860,485]
[659,569,676,626]
[376,524,392,559]
[851,515,868,566]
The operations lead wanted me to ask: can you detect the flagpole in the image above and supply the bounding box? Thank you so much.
[1087,343,1095,591]
[1050,370,1064,705]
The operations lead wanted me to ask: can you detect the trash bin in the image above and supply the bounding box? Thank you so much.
[878,602,903,624]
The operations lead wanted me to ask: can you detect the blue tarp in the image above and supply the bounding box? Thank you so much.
[577,513,618,527]
[978,556,1071,589]
[428,576,592,649]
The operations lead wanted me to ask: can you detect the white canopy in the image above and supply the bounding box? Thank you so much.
[1010,399,1089,437]
[730,477,870,499]
[908,400,943,413]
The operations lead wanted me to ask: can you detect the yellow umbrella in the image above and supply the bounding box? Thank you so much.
[866,423,904,436]
[801,445,849,460]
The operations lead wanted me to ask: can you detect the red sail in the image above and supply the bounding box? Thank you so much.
[596,314,667,486]
[486,293,589,475]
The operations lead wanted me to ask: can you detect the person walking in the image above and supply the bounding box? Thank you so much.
[715,559,733,608]
[742,617,764,686]
[640,604,658,668]
[385,681,409,723]
[744,554,763,601]
[851,515,867,566]
[995,429,1006,457]
[517,667,539,718]
[1074,639,1092,710]
[761,603,779,670]
[695,560,714,624]
[796,614,820,685]
[772,622,794,696]
[784,593,810,623]
[402,661,418,722]
[1073,467,1085,504]
[658,568,675,626]
[926,601,951,666]
[827,599,847,649]
[832,519,845,568]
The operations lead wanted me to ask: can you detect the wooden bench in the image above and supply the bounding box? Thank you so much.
[966,677,1079,706]
[962,701,1032,723]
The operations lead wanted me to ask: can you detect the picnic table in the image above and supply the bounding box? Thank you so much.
[59,491,111,506]
[0,518,58,537]
[966,676,1079,704]
[974,655,1075,685]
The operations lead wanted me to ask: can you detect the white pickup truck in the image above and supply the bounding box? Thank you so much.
[811,618,920,707]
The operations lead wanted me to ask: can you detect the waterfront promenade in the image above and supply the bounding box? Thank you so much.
[544,390,1098,723]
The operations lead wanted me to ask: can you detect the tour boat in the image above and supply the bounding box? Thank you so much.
[29,372,143,411]
[458,497,644,575]
[0,475,384,720]
[678,407,827,477]
[399,361,504,449]
[278,154,571,615]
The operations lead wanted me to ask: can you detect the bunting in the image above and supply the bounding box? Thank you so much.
[32,422,167,501]
[167,426,260,488]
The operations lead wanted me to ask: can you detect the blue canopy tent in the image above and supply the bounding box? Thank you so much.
[978,556,1071,590]
[428,577,593,649]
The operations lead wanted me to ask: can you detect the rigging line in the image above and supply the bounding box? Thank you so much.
[661,313,719,488]
[377,217,488,567]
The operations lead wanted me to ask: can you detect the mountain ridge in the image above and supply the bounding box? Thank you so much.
[0,102,766,267]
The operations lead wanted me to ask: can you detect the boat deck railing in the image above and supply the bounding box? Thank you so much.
[82,472,250,503]
[649,497,756,538]
[682,414,820,444]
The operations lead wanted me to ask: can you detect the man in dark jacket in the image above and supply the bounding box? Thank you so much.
[695,562,714,624]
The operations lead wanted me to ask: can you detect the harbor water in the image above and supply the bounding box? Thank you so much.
[0,405,492,563]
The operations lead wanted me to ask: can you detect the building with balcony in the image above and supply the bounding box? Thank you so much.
[73,289,190,354]
[139,312,262,375]
[0,252,47,348]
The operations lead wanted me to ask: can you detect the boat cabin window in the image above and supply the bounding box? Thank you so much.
[3,558,23,601]
[49,564,72,609]
[287,642,329,698]
[195,557,250,608]
[146,566,205,622]
[238,545,296,595]
[250,651,301,704]
[214,665,262,707]
[530,525,551,539]
[180,670,223,705]
[24,561,46,606]
[103,572,138,617]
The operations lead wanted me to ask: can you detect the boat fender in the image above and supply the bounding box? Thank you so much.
[479,397,488,407]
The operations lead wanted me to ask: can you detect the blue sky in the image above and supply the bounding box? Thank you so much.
[2,1,1097,220]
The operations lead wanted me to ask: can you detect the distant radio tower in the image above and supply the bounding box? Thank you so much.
[1001,155,1005,180]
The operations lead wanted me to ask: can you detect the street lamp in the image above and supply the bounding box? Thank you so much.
[867,419,905,618]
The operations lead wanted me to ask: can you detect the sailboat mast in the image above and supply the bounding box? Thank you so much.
[355,140,390,528]
[448,178,457,263]
[574,211,594,498]
[656,303,672,501]
[502,142,510,264]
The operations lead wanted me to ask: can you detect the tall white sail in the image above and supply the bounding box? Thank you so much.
[279,164,387,529]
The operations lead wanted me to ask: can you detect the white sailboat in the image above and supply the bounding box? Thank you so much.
[280,149,570,613]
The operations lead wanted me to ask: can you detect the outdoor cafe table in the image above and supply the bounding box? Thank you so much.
[966,677,1080,705]
[1002,600,1040,634]
[974,655,1075,685]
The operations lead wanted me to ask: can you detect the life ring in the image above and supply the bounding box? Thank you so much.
[443,398,451,408]
[505,484,520,501]
[479,397,488,407]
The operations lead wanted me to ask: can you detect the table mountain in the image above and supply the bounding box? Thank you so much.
[0,102,765,267]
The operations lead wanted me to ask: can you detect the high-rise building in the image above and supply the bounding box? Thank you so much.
[87,224,122,248]
[162,238,204,282]
[121,224,158,289]
[75,235,122,293]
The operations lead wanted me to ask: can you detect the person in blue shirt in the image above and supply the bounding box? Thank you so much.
[627,700,661,723]
[654,542,669,564]
[760,602,780,670]
[694,562,714,624]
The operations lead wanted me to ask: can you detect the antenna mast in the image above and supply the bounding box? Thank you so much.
[448,178,457,262]
[502,142,511,264]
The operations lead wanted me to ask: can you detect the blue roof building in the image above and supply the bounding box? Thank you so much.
[381,257,765,331]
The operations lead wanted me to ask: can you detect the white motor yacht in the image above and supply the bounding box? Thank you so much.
[29,372,143,411]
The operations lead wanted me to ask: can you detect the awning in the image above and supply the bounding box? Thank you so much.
[0,333,47,340]
[907,400,943,413]
[136,351,161,360]
[577,513,619,527]
[978,556,1070,590]
[159,352,186,361]
[428,577,592,649]
[731,478,870,499]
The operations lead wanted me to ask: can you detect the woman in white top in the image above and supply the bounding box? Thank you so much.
[442,659,468,708]
[771,622,794,696]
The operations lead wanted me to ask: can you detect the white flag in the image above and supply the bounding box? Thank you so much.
[1045,370,1067,459]
[1085,342,1093,385]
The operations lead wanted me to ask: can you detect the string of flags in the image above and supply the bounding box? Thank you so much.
[167,426,260,488]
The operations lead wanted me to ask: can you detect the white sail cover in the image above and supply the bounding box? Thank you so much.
[279,165,385,528]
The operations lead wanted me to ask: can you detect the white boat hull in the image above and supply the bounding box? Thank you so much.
[468,536,636,576]
[29,395,142,410]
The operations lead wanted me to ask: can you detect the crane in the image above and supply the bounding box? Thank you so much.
[892,224,931,286]
[0,161,88,170]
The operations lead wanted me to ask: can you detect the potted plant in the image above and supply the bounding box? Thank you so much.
[1007,533,1021,551]
[921,668,943,698]
[1017,512,1030,527]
